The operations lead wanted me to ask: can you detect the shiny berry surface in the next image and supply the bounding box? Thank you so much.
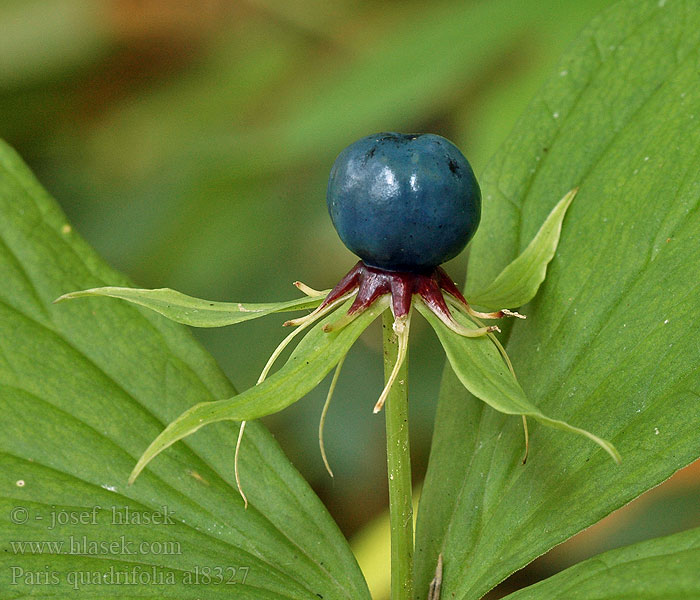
[326,132,481,272]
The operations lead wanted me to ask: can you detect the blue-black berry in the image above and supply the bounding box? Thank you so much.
[326,132,481,272]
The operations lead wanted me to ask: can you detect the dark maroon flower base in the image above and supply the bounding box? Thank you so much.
[318,260,474,323]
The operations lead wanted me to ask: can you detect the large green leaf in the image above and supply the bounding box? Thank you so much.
[415,1,700,598]
[0,140,370,598]
[505,527,700,599]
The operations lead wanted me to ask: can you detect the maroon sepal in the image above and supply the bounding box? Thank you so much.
[319,261,468,322]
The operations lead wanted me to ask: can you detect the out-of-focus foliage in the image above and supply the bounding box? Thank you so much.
[2,1,697,596]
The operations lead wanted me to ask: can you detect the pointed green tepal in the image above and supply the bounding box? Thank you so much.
[468,188,577,309]
[56,286,328,327]
[418,304,620,463]
[129,298,388,485]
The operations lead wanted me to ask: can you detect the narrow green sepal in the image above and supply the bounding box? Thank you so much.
[417,302,620,463]
[468,188,577,309]
[55,286,329,327]
[129,297,388,484]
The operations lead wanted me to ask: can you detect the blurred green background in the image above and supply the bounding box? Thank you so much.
[3,1,697,597]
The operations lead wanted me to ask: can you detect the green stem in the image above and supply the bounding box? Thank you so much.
[382,310,414,600]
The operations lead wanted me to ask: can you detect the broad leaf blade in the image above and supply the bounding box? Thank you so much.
[415,1,700,598]
[0,140,371,599]
[130,299,387,483]
[468,188,576,309]
[57,286,327,327]
[417,303,619,463]
[504,527,700,599]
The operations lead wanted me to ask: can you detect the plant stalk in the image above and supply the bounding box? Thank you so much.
[382,310,414,600]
